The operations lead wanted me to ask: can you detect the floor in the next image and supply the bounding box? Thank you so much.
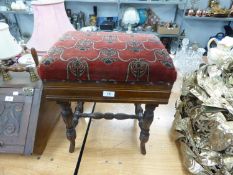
[0,77,189,175]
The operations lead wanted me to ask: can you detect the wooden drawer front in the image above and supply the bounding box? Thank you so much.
[0,93,33,153]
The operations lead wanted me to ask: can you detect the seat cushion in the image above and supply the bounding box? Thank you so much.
[38,31,177,84]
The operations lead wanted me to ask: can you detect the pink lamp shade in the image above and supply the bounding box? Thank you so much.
[27,0,75,54]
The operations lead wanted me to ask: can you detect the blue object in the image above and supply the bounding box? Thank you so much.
[205,32,225,53]
[137,8,148,25]
[209,32,225,41]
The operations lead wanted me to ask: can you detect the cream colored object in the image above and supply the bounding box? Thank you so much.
[122,7,139,25]
[122,7,139,33]
[18,53,42,66]
[207,36,233,65]
[80,26,97,32]
[11,1,27,10]
[0,22,22,60]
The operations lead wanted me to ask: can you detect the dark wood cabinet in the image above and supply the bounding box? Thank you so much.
[0,72,60,155]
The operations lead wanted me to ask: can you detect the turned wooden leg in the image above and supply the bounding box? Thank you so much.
[57,102,76,153]
[73,101,84,127]
[135,104,143,119]
[139,104,157,155]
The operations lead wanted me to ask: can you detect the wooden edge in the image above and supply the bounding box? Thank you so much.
[31,48,39,66]
[42,81,172,104]
[33,94,61,155]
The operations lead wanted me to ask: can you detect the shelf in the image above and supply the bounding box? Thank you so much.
[94,30,180,38]
[184,16,233,21]
[65,0,118,3]
[157,33,180,37]
[119,0,186,5]
[0,10,33,15]
[133,30,180,37]
[65,0,185,4]
[0,1,183,39]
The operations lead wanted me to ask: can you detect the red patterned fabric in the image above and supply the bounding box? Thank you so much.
[38,31,177,84]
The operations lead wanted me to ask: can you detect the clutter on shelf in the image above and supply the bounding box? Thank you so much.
[186,0,233,18]
[89,6,97,26]
[66,9,85,30]
[65,4,179,34]
[156,22,180,35]
[99,17,118,31]
[127,7,180,35]
[66,7,118,31]
[0,0,31,12]
[129,8,159,32]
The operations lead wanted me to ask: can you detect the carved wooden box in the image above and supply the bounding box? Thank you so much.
[0,73,43,154]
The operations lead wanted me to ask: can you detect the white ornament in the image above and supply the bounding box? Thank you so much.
[173,38,205,76]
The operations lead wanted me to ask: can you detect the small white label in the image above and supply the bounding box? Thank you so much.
[5,96,14,102]
[13,91,19,96]
[103,91,115,97]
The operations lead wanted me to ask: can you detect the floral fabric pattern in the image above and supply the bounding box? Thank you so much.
[38,31,177,84]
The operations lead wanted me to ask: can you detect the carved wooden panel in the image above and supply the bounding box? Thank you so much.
[0,102,23,137]
[0,74,46,155]
[0,91,33,153]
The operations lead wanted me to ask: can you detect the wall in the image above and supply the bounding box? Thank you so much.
[3,0,233,47]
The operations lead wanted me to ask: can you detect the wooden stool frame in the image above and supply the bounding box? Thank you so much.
[42,81,173,155]
[32,49,173,155]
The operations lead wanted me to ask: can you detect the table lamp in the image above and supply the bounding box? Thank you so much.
[0,22,39,82]
[0,22,22,61]
[122,7,140,33]
[26,0,75,55]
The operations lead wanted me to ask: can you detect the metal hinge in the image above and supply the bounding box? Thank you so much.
[22,87,34,96]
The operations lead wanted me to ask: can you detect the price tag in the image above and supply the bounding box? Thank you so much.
[5,96,14,102]
[13,91,19,96]
[103,91,115,98]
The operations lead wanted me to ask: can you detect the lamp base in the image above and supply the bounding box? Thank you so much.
[126,23,133,34]
[0,58,14,81]
[126,30,133,34]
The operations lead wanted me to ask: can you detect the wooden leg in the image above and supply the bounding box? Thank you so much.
[73,101,84,127]
[135,104,143,119]
[77,101,84,113]
[139,104,157,155]
[57,102,76,153]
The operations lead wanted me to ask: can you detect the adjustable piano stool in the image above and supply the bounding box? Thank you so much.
[36,31,177,155]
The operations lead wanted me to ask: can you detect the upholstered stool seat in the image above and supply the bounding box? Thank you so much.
[38,31,176,83]
[37,31,177,155]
